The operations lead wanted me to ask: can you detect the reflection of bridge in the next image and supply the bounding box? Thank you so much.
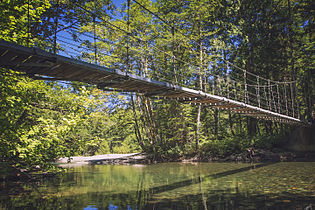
[0,1,306,125]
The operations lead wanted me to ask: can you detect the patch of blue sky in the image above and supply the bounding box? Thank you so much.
[301,20,309,28]
[112,0,126,9]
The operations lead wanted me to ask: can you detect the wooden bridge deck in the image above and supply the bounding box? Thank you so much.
[0,40,303,125]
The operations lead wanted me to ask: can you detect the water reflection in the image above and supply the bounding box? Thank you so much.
[1,162,315,209]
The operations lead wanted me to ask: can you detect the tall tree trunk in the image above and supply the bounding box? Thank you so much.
[287,0,297,118]
[229,111,235,135]
[131,93,144,149]
[224,51,234,136]
[196,106,202,147]
[136,96,151,145]
[196,14,203,150]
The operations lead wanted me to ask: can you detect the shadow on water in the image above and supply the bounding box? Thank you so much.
[1,185,313,209]
[1,162,314,209]
[148,163,274,195]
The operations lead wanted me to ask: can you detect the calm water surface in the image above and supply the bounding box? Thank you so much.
[1,162,315,209]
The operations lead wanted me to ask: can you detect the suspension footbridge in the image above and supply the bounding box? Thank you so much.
[0,0,306,125]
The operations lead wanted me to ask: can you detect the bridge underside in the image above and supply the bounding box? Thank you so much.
[0,40,303,125]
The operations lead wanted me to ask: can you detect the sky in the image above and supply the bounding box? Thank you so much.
[112,0,125,8]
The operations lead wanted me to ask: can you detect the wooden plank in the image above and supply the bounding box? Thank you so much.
[0,50,20,61]
[118,80,142,91]
[194,99,224,104]
[96,74,124,84]
[8,54,31,64]
[82,71,106,82]
[50,64,82,78]
[129,81,161,92]
[33,62,66,77]
[144,89,171,97]
[232,108,253,112]
[21,55,53,75]
[57,64,100,81]
[0,49,9,57]
[164,92,190,98]
[94,74,115,82]
[212,104,241,109]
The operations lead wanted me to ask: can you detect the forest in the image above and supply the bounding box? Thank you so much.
[0,0,314,172]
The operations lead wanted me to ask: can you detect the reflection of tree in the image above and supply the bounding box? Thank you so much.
[199,174,208,210]
[146,163,273,195]
[1,163,315,209]
[136,169,144,209]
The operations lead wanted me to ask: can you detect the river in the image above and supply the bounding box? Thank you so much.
[1,162,315,209]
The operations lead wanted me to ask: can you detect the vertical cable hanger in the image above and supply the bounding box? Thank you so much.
[257,76,260,108]
[294,82,300,119]
[284,83,288,115]
[27,0,30,46]
[212,59,216,95]
[268,79,271,110]
[276,83,280,113]
[263,86,267,110]
[227,76,230,99]
[53,0,60,54]
[233,80,237,100]
[244,70,247,103]
[93,0,97,64]
[226,63,230,99]
[172,19,177,85]
[126,0,130,74]
[271,85,276,112]
[290,83,294,117]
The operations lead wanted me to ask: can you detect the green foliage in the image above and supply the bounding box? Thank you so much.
[253,134,286,150]
[200,139,241,158]
[1,0,313,170]
[0,0,51,45]
[0,69,140,170]
[199,133,286,159]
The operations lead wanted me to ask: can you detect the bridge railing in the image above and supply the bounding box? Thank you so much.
[1,0,300,120]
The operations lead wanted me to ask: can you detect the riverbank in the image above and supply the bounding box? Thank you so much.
[56,153,149,167]
[197,148,315,163]
[55,149,315,167]
[1,149,315,182]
